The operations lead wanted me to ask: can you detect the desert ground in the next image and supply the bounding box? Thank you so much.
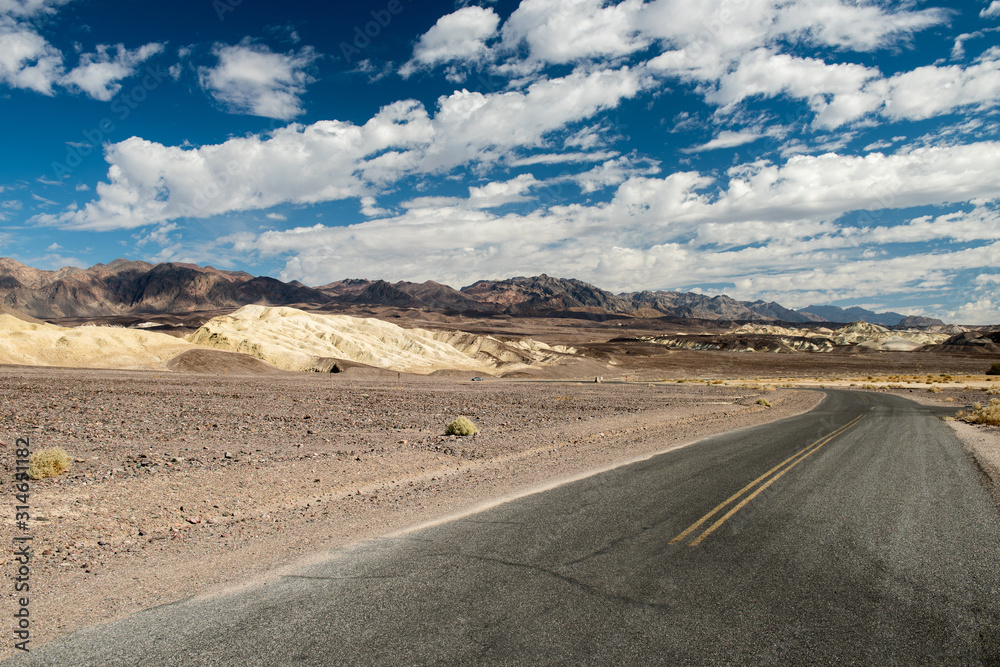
[1,306,998,656]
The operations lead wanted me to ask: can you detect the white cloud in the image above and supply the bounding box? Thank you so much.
[211,141,1000,307]
[683,130,763,153]
[400,6,500,77]
[882,58,1000,121]
[695,143,1000,225]
[198,42,317,119]
[420,65,648,171]
[61,42,164,101]
[0,1,162,99]
[500,0,647,65]
[265,212,286,221]
[506,150,618,167]
[703,49,881,128]
[947,296,999,324]
[852,207,1000,245]
[35,99,433,230]
[0,16,63,94]
[42,65,646,230]
[571,156,659,193]
[982,2,1000,18]
[359,196,389,217]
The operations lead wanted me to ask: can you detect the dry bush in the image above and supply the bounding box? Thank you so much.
[986,363,1000,376]
[928,387,942,393]
[28,447,72,479]
[445,417,478,436]
[756,398,772,407]
[957,399,1000,426]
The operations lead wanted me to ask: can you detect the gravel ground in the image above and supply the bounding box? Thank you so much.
[0,366,821,655]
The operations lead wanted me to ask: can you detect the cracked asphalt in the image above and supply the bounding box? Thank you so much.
[8,390,1000,665]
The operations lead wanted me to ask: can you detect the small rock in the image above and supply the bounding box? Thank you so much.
[185,516,202,525]
[224,452,234,459]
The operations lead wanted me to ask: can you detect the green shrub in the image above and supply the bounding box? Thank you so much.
[28,447,72,479]
[987,363,1000,376]
[445,417,478,436]
[957,399,1000,426]
[755,398,772,407]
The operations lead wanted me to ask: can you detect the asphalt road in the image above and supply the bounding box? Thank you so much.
[9,390,1000,665]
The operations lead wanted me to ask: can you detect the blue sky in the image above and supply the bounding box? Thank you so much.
[1,0,999,322]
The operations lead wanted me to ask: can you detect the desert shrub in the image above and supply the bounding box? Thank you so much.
[987,363,1000,376]
[957,399,1000,426]
[445,417,478,436]
[755,398,772,407]
[27,447,71,480]
[928,387,941,393]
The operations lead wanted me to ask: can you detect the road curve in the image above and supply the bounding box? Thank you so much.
[8,390,1000,665]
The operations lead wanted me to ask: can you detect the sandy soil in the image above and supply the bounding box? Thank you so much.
[0,365,821,655]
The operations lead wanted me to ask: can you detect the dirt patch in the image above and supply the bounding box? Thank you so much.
[166,349,290,376]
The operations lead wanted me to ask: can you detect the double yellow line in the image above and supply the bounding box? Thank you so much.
[670,413,866,547]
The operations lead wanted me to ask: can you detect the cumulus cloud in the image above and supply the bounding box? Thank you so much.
[210,142,1000,306]
[500,0,647,65]
[0,1,164,99]
[61,42,164,101]
[35,99,433,230]
[39,65,647,229]
[982,2,1000,18]
[400,6,500,77]
[0,17,62,93]
[882,58,1000,121]
[198,41,318,119]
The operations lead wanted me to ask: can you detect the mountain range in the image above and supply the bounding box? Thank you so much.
[0,258,944,326]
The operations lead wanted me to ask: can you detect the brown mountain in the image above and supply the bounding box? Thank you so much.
[461,274,632,314]
[0,258,333,318]
[0,258,946,325]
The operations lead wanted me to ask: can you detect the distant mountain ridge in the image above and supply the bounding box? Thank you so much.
[0,258,945,326]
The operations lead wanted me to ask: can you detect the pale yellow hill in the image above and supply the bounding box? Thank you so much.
[729,321,951,351]
[0,315,195,369]
[186,305,575,374]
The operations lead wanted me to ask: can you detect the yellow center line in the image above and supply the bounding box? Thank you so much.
[688,415,864,545]
[669,414,866,546]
